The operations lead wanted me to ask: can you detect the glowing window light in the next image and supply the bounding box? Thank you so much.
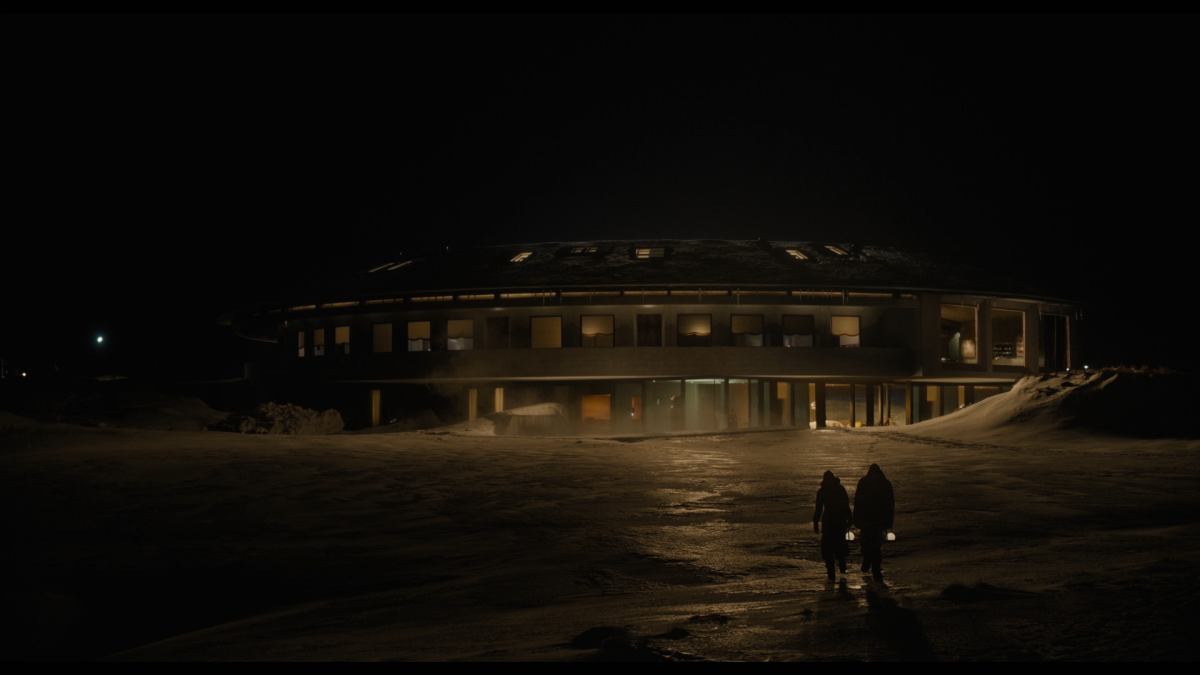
[627,290,668,296]
[367,262,393,273]
[825,245,849,256]
[458,294,495,301]
[511,252,533,263]
[677,314,712,337]
[387,261,414,271]
[321,301,358,309]
[365,298,402,305]
[561,291,621,297]
[411,295,452,302]
[500,292,555,299]
[847,292,893,299]
[288,305,316,312]
[636,247,665,259]
[785,249,808,260]
[570,246,598,254]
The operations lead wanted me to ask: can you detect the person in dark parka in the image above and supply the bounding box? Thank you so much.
[813,470,852,580]
[854,463,895,579]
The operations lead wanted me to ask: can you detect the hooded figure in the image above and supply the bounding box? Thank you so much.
[813,470,852,580]
[854,464,895,578]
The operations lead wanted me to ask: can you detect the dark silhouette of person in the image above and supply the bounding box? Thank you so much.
[813,470,852,581]
[854,463,895,579]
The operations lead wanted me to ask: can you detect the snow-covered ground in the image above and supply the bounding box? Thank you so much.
[3,372,1198,661]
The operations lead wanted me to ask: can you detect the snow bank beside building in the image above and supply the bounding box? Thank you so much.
[893,369,1194,441]
[432,403,567,436]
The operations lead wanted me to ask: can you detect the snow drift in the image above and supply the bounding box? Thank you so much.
[211,402,344,435]
[431,402,566,436]
[895,369,1195,440]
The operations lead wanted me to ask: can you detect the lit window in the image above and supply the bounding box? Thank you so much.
[288,305,316,312]
[831,316,860,347]
[825,245,849,256]
[570,246,599,254]
[940,304,977,364]
[447,319,474,350]
[408,321,431,352]
[991,309,1025,366]
[785,249,808,260]
[322,301,358,309]
[458,294,495,301]
[511,252,533,263]
[531,316,562,348]
[581,315,614,348]
[411,295,452,302]
[335,326,351,354]
[367,262,393,273]
[677,314,712,347]
[499,292,555,299]
[731,315,764,347]
[296,332,305,358]
[387,261,413,271]
[373,323,393,353]
[636,247,665,259]
[313,329,325,356]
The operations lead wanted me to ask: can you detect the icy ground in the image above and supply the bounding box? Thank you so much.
[3,378,1199,661]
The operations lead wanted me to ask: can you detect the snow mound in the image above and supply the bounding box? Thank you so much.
[434,403,567,436]
[351,410,445,434]
[211,402,344,435]
[895,369,1195,440]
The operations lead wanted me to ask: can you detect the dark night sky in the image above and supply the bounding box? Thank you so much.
[3,13,1196,378]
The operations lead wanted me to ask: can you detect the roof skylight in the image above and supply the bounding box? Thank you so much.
[636,247,665,259]
[511,252,533,263]
[570,246,599,254]
[387,261,414,270]
[825,245,849,256]
[785,249,808,260]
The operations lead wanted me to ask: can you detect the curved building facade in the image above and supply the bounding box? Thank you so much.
[222,240,1083,432]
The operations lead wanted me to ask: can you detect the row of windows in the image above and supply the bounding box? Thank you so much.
[294,314,863,356]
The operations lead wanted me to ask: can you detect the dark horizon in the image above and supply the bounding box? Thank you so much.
[4,13,1196,380]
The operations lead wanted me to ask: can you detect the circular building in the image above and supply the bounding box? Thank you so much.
[222,240,1082,432]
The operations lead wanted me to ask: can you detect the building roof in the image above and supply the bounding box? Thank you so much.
[286,240,1057,302]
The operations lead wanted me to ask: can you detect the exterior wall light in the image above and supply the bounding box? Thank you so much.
[97,336,104,344]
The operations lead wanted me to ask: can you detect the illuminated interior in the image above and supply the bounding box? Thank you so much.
[335,326,350,354]
[447,319,474,350]
[407,321,431,352]
[510,252,533,263]
[785,249,808,260]
[941,304,978,364]
[677,314,712,347]
[731,314,764,347]
[580,315,614,347]
[636,247,665,259]
[831,315,861,347]
[991,309,1025,366]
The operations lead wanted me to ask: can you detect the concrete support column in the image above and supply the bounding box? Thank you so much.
[905,382,914,425]
[866,384,876,427]
[815,382,827,429]
[849,384,857,428]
